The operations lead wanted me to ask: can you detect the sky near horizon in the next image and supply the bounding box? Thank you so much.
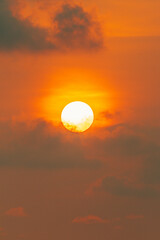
[0,0,160,239]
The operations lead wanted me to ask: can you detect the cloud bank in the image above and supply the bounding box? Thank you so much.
[0,0,103,51]
[86,124,160,198]
[0,119,101,169]
[0,119,160,199]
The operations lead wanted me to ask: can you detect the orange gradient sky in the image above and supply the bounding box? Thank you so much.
[0,0,160,239]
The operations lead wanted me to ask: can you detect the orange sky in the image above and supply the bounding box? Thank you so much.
[0,0,160,239]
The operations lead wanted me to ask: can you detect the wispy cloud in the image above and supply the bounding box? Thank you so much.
[4,207,27,217]
[72,215,109,224]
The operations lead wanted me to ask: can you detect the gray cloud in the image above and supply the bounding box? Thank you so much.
[142,153,160,184]
[87,124,160,197]
[53,4,103,50]
[0,119,101,169]
[101,176,159,198]
[99,111,121,120]
[89,123,160,161]
[1,118,160,190]
[90,133,158,158]
[100,128,160,185]
[0,0,55,51]
[0,0,103,51]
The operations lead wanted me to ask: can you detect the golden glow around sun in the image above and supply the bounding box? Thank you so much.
[61,101,94,132]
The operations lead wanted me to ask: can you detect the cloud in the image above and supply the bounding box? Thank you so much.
[100,176,159,198]
[4,207,27,217]
[1,117,160,188]
[72,215,109,224]
[0,119,101,169]
[0,0,55,51]
[92,133,158,158]
[88,124,160,185]
[0,0,103,51]
[53,4,103,50]
[84,123,160,198]
[126,214,144,220]
[142,153,160,184]
[100,111,121,120]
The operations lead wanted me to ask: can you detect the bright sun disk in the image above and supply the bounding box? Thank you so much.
[61,101,94,132]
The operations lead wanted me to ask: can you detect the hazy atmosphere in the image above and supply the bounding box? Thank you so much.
[0,0,160,239]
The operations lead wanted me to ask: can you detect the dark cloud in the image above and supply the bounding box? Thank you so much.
[142,153,160,184]
[0,0,55,51]
[0,0,103,51]
[53,4,103,50]
[88,123,160,163]
[0,119,101,169]
[1,118,160,190]
[101,176,159,198]
[90,132,159,158]
[100,128,160,185]
[100,111,121,120]
[87,124,160,197]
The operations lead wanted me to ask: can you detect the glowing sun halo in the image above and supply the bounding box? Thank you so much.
[61,101,94,132]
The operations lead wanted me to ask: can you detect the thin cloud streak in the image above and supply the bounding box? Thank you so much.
[72,215,109,224]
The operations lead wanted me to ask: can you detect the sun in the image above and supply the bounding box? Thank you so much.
[61,101,94,132]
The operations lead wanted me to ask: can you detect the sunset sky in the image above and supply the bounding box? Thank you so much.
[0,0,160,239]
